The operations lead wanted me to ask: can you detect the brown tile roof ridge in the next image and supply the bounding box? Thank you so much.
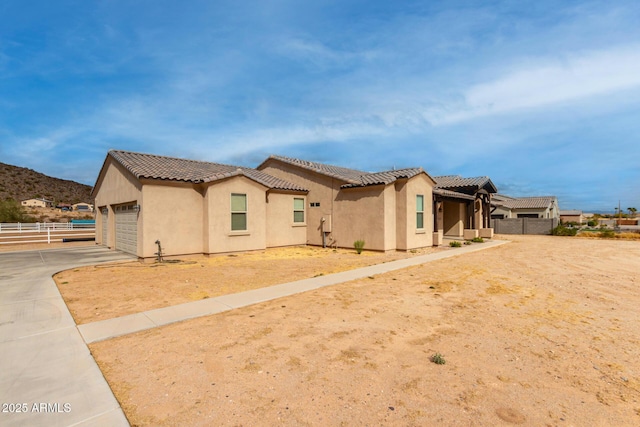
[265,154,366,184]
[108,150,307,192]
[265,155,432,188]
[493,195,558,209]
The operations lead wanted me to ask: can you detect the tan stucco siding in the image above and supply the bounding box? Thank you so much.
[383,184,397,251]
[259,160,340,246]
[93,159,142,250]
[402,174,434,250]
[265,192,307,247]
[334,186,387,251]
[394,180,408,250]
[204,176,268,254]
[140,182,204,258]
[394,176,434,250]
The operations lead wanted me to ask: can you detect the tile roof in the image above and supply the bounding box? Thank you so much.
[263,155,428,188]
[433,188,476,201]
[434,175,497,193]
[494,195,557,209]
[342,168,425,188]
[107,150,307,192]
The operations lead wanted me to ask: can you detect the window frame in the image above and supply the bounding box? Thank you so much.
[293,197,305,224]
[416,194,424,229]
[230,193,248,231]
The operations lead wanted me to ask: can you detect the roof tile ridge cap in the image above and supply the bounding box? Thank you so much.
[202,169,245,183]
[108,150,142,178]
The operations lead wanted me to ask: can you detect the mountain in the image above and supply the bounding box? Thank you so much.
[0,162,92,204]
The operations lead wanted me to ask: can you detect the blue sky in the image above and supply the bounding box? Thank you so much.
[1,0,639,213]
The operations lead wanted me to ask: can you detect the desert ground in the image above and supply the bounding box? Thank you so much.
[58,235,639,426]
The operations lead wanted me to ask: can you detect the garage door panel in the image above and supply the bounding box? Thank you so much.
[115,204,137,255]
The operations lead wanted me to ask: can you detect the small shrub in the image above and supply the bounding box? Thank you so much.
[449,241,462,247]
[354,239,365,254]
[552,225,577,236]
[599,229,615,238]
[431,353,446,365]
[464,241,472,245]
[471,237,484,243]
[587,220,598,227]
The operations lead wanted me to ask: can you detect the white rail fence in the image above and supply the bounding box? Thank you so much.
[0,222,96,245]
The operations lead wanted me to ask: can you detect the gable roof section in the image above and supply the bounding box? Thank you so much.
[102,150,307,192]
[261,155,432,188]
[434,175,498,194]
[494,195,557,210]
[433,188,475,201]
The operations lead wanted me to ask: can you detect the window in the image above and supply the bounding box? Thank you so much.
[416,195,424,229]
[294,198,305,223]
[231,193,247,231]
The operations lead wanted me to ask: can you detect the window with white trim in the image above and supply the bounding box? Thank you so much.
[416,195,424,229]
[231,193,247,231]
[294,198,305,223]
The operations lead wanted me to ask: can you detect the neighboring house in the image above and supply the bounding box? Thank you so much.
[432,175,498,240]
[21,198,53,208]
[559,210,584,224]
[73,203,94,212]
[92,150,308,258]
[492,194,559,219]
[257,155,437,252]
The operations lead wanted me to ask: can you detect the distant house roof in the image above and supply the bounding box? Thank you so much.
[103,150,307,192]
[560,210,582,216]
[493,194,557,210]
[434,175,498,194]
[261,155,433,188]
[22,198,53,203]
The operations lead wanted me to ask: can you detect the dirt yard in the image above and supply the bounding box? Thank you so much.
[55,245,442,324]
[66,236,639,426]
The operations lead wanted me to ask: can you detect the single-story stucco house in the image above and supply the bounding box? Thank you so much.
[92,150,497,259]
[491,194,559,219]
[559,210,584,224]
[21,198,53,208]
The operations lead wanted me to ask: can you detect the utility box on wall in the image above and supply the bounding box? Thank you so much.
[322,214,332,233]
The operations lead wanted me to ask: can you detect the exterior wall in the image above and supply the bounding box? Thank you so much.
[443,200,465,237]
[491,205,512,219]
[514,208,548,218]
[396,175,433,250]
[139,181,204,258]
[266,192,308,247]
[334,185,388,251]
[93,158,142,251]
[203,176,268,254]
[560,214,583,224]
[259,160,343,247]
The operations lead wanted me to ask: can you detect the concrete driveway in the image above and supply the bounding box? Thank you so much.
[0,246,133,427]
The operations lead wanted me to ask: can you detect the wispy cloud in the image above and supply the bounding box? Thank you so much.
[426,44,640,125]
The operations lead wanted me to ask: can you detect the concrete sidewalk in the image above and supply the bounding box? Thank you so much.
[0,246,133,427]
[79,239,509,344]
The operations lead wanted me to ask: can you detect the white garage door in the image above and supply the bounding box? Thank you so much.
[115,204,138,255]
[101,208,108,246]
